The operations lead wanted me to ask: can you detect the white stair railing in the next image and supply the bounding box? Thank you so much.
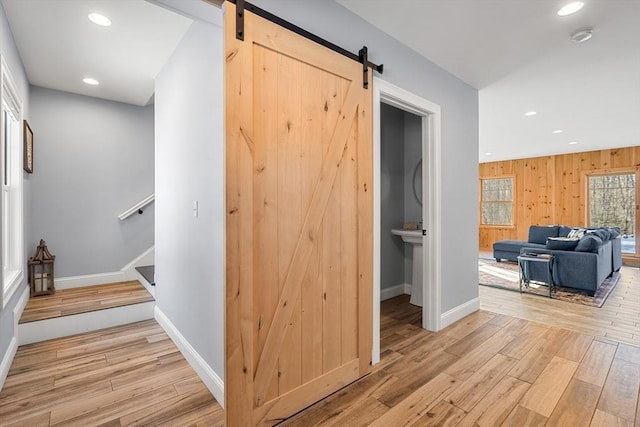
[118,194,155,220]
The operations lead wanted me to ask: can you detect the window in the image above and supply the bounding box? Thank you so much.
[480,177,514,226]
[588,171,637,255]
[1,56,23,307]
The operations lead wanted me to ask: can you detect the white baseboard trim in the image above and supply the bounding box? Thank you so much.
[55,271,127,290]
[18,301,155,346]
[134,271,155,298]
[14,285,29,338]
[55,247,154,290]
[380,283,411,301]
[154,306,224,407]
[121,246,155,280]
[0,337,17,391]
[440,297,480,329]
[0,286,30,391]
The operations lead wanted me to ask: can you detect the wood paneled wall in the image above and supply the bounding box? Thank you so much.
[479,146,640,250]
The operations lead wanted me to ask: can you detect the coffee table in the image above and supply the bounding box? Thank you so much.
[517,253,555,298]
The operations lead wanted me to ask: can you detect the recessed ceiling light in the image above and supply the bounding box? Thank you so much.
[570,29,593,43]
[484,152,493,156]
[82,77,100,85]
[552,130,563,134]
[524,111,537,117]
[569,141,579,145]
[557,1,584,16]
[88,13,111,27]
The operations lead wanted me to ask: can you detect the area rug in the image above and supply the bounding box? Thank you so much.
[478,257,620,307]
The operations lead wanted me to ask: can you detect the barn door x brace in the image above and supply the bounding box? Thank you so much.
[230,0,383,89]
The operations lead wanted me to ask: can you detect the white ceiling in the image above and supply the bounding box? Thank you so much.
[337,0,640,162]
[1,0,192,106]
[1,1,638,161]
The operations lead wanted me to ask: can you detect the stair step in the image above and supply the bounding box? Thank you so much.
[135,265,155,286]
[18,281,155,345]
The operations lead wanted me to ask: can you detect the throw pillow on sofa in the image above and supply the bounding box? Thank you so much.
[608,227,621,238]
[575,234,603,252]
[598,227,618,240]
[568,228,586,239]
[587,229,609,241]
[546,237,580,251]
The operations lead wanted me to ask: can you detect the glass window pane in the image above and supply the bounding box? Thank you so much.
[588,173,636,253]
[482,202,513,225]
[482,178,513,225]
[482,178,513,201]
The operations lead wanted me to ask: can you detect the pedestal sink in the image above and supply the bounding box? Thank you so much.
[391,229,423,307]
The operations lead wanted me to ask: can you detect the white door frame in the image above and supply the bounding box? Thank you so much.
[372,77,442,364]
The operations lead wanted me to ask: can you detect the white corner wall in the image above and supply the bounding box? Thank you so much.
[0,0,30,389]
[154,8,224,403]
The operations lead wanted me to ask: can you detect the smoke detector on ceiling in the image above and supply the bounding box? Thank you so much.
[570,29,593,43]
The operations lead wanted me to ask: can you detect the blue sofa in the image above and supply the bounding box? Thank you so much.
[492,225,622,294]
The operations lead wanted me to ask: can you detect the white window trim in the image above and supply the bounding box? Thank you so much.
[1,55,24,308]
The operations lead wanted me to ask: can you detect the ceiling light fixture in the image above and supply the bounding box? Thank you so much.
[570,28,593,43]
[484,152,493,156]
[524,111,537,117]
[569,141,579,145]
[557,1,584,16]
[88,13,112,27]
[552,130,563,134]
[82,77,100,85]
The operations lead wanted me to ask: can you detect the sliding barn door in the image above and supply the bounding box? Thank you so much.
[225,2,373,425]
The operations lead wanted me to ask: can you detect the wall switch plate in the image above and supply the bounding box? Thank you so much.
[193,200,198,217]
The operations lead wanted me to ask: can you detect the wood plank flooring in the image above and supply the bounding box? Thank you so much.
[0,320,224,426]
[2,270,639,426]
[283,295,640,426]
[20,281,155,324]
[480,265,640,346]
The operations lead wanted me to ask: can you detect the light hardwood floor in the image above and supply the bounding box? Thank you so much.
[284,295,640,426]
[0,320,224,426]
[480,266,640,346]
[20,281,155,324]
[2,271,639,426]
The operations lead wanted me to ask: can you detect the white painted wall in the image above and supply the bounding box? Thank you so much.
[251,0,479,313]
[0,0,29,387]
[154,12,224,391]
[28,86,154,277]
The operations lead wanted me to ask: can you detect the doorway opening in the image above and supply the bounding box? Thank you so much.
[372,78,442,364]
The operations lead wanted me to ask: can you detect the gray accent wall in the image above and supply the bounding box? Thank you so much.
[379,103,405,290]
[28,86,154,277]
[403,112,422,283]
[380,104,424,291]
[404,113,422,224]
[251,0,480,313]
[154,14,224,382]
[0,0,30,382]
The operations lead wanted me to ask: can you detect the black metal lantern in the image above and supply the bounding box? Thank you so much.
[28,239,55,297]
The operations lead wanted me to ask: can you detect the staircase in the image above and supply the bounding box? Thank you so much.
[135,265,155,296]
[18,280,155,345]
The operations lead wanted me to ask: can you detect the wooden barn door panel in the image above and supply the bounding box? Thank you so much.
[225,3,373,426]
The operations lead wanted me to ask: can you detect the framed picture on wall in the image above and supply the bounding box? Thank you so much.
[23,120,33,173]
